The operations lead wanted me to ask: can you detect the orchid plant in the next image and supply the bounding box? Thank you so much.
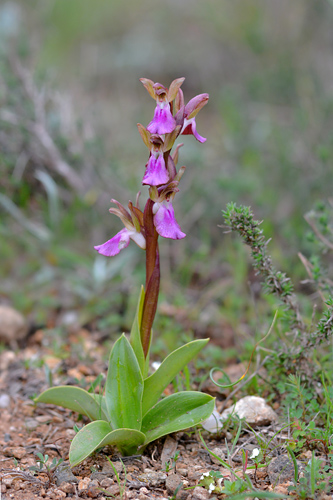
[35,77,215,466]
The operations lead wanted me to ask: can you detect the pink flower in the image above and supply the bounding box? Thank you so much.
[142,153,169,186]
[153,200,186,240]
[147,103,176,135]
[94,199,146,257]
[142,134,169,186]
[181,117,206,143]
[140,78,185,136]
[94,228,146,257]
[180,93,209,143]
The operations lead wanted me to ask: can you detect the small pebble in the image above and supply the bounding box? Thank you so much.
[191,486,211,500]
[4,447,27,459]
[25,418,38,431]
[59,482,75,494]
[210,446,225,465]
[78,476,91,492]
[0,394,10,408]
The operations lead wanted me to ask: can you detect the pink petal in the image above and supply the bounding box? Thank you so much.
[147,104,176,135]
[142,154,169,186]
[153,202,186,240]
[94,228,130,256]
[181,118,206,143]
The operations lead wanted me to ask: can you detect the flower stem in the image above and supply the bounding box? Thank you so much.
[141,199,160,357]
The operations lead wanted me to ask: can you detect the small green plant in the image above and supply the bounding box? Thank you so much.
[35,78,214,465]
[198,432,286,499]
[222,202,333,371]
[288,451,332,499]
[163,450,180,472]
[29,453,63,485]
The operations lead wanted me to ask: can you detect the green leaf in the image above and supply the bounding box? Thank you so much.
[35,386,109,421]
[105,334,143,430]
[69,421,146,466]
[217,492,286,499]
[129,285,145,375]
[141,391,214,444]
[142,339,209,416]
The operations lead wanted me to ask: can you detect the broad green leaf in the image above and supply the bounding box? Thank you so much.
[69,420,146,466]
[106,334,143,430]
[35,386,109,421]
[142,339,209,416]
[142,391,214,443]
[129,285,145,375]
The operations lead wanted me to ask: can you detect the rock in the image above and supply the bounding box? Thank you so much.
[54,463,78,486]
[190,486,211,500]
[0,394,10,408]
[165,473,183,494]
[268,455,302,485]
[161,435,178,468]
[100,478,113,488]
[87,479,100,498]
[25,418,38,431]
[0,305,28,344]
[78,476,91,492]
[201,408,223,433]
[137,470,167,487]
[221,396,278,426]
[102,459,123,475]
[103,484,120,496]
[3,447,27,459]
[210,447,225,465]
[58,482,75,494]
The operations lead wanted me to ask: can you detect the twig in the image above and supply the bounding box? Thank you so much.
[304,214,333,251]
[9,56,86,194]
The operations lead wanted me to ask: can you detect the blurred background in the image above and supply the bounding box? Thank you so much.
[1,0,332,361]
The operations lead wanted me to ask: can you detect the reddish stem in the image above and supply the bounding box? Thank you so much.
[141,199,160,357]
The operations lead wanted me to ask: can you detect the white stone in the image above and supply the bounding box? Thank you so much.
[201,408,223,432]
[0,305,28,344]
[221,396,278,426]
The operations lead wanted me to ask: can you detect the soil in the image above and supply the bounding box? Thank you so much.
[0,329,317,499]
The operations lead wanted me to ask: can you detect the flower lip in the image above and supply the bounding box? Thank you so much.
[142,154,169,186]
[147,104,176,135]
[94,228,131,257]
[153,200,186,240]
